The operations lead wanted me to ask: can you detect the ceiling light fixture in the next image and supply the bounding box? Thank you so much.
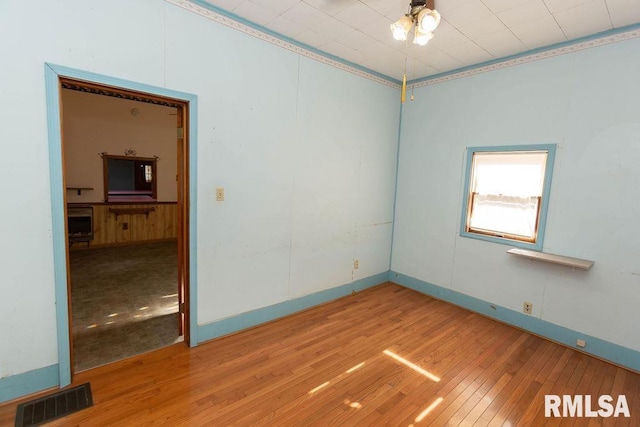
[390,0,441,46]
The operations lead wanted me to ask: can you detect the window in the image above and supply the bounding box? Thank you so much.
[460,145,556,250]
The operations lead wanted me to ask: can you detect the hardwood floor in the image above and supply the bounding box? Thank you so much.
[2,283,638,426]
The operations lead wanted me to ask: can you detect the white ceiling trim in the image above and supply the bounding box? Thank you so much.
[166,0,401,89]
[410,26,640,89]
[168,0,639,93]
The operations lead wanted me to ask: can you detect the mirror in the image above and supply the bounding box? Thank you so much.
[102,154,157,202]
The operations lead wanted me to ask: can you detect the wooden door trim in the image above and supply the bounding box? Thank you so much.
[176,104,190,343]
[58,76,75,375]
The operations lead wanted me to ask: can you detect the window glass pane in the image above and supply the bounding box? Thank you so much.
[144,165,153,183]
[472,152,547,197]
[467,150,548,242]
[469,195,539,239]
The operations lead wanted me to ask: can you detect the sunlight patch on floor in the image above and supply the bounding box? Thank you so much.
[344,399,362,409]
[308,381,330,394]
[346,362,365,373]
[414,396,444,422]
[383,349,440,382]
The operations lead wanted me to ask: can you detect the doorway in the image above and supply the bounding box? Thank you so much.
[45,68,194,381]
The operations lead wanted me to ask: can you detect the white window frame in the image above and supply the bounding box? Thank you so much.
[459,144,556,251]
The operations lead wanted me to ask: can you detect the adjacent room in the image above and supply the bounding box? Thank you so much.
[1,0,639,425]
[62,87,183,371]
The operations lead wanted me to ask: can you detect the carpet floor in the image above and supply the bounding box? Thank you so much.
[69,241,181,372]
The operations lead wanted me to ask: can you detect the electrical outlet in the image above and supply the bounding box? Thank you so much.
[216,187,224,201]
[353,259,359,269]
[523,302,533,314]
[576,339,586,348]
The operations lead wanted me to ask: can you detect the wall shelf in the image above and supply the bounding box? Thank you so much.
[66,186,94,195]
[109,207,155,219]
[507,248,594,270]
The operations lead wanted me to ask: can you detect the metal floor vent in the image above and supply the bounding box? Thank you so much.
[15,383,93,426]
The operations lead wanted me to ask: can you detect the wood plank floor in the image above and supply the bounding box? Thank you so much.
[2,283,638,426]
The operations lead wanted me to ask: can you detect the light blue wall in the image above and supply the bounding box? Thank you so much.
[0,0,399,402]
[163,5,399,322]
[3,0,638,405]
[392,36,640,355]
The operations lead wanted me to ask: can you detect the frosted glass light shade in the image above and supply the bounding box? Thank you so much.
[390,15,413,41]
[417,8,441,33]
[413,28,434,45]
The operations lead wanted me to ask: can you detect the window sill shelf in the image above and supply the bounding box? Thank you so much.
[507,248,594,270]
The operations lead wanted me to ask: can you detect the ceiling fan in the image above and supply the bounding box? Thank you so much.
[390,0,441,46]
[390,0,442,102]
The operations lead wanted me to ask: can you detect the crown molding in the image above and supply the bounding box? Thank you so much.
[165,0,401,89]
[166,0,640,93]
[409,25,640,89]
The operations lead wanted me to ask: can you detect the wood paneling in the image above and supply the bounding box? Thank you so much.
[71,203,177,247]
[2,284,638,425]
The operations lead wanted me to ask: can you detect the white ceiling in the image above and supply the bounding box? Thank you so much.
[201,0,640,82]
